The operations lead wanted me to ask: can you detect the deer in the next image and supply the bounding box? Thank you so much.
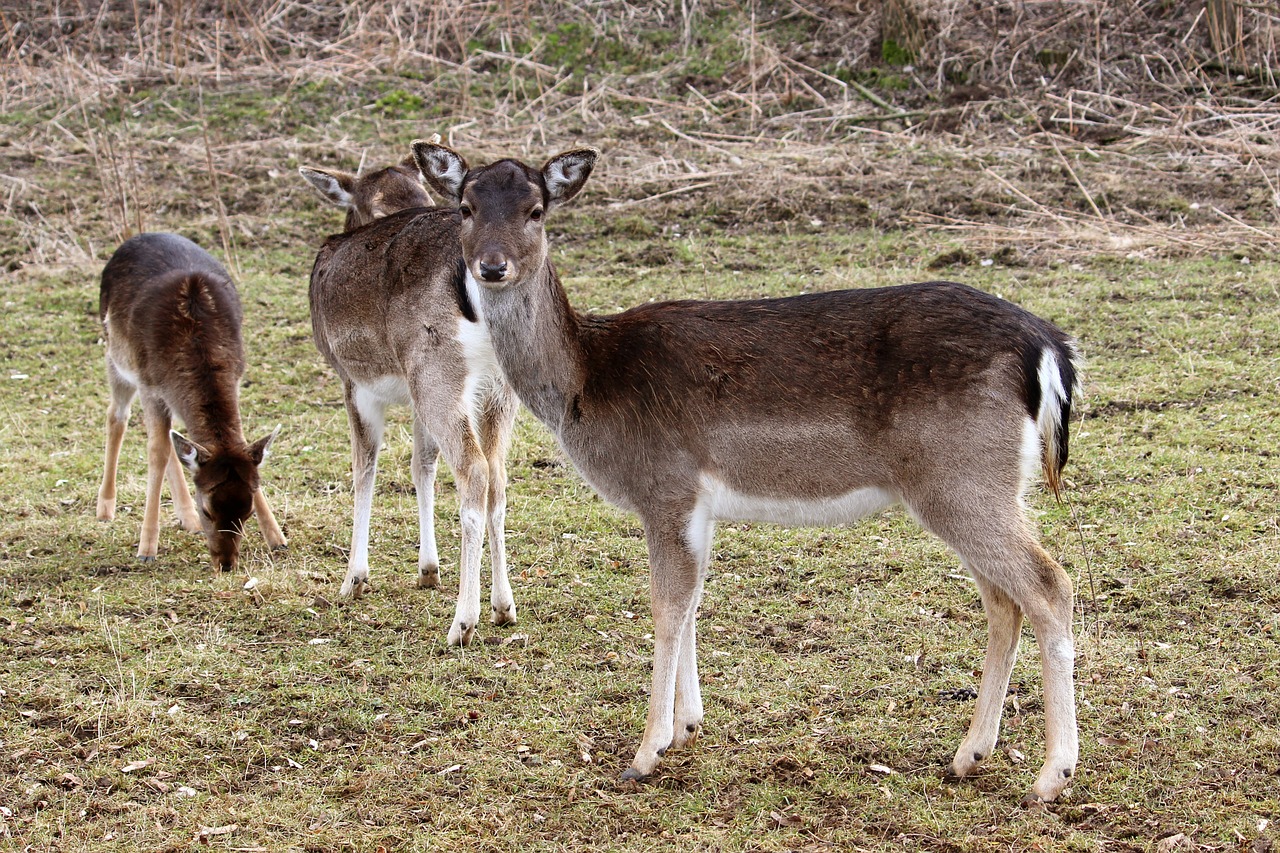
[96,232,287,571]
[299,151,518,647]
[299,154,433,232]
[413,139,1084,804]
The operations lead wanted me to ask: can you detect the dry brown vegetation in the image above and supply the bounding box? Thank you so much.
[2,0,1279,268]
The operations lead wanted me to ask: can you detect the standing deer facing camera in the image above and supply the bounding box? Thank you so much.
[414,140,1083,804]
[300,151,518,646]
[96,233,287,570]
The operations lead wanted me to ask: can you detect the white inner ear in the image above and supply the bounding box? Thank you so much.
[175,441,200,470]
[302,169,353,208]
[544,158,583,200]
[427,149,465,196]
[322,178,353,208]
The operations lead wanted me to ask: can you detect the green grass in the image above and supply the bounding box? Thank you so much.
[2,225,1278,850]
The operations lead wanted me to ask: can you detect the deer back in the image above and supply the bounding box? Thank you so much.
[308,207,475,389]
[569,282,1077,503]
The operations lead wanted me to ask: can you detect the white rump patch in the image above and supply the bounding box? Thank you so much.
[1020,417,1041,492]
[1036,349,1067,439]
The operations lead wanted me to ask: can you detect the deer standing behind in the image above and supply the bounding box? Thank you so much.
[300,152,518,646]
[414,140,1084,804]
[96,233,286,570]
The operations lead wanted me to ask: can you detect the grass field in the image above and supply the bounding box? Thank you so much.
[2,2,1279,850]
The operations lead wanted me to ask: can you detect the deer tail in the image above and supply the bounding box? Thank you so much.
[1031,339,1082,501]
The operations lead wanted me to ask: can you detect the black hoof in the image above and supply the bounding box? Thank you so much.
[138,555,156,563]
[271,544,289,552]
[619,767,647,783]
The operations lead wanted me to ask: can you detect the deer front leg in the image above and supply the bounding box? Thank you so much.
[484,439,516,627]
[253,488,288,551]
[137,404,173,561]
[622,518,704,780]
[340,385,386,597]
[97,364,134,522]
[165,447,201,533]
[443,430,487,647]
[411,419,442,590]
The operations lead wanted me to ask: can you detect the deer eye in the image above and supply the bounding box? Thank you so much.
[530,207,544,222]
[458,204,472,219]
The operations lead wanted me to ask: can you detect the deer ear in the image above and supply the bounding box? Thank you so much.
[299,166,356,210]
[413,140,468,202]
[247,424,281,466]
[543,148,598,208]
[171,430,211,472]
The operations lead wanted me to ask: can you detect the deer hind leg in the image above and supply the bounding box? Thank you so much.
[341,383,388,598]
[622,511,705,780]
[480,393,518,627]
[671,505,713,750]
[436,421,489,647]
[410,418,442,590]
[913,495,1078,803]
[137,400,173,561]
[97,362,135,522]
[1018,545,1078,803]
[948,572,1024,781]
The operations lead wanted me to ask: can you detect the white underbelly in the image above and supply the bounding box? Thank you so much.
[354,375,411,410]
[700,474,896,527]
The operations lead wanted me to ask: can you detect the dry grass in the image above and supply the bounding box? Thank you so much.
[1,0,1278,270]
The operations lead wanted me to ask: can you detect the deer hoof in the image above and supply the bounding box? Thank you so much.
[448,621,475,647]
[417,568,441,590]
[618,767,647,783]
[491,603,517,626]
[1021,792,1050,810]
[339,576,371,598]
[137,555,157,563]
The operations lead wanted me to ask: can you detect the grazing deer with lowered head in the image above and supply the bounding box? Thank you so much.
[96,232,287,570]
[300,152,518,646]
[414,140,1083,804]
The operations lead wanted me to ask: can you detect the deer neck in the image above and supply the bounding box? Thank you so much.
[472,263,585,434]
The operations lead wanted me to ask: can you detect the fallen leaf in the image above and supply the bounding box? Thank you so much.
[121,759,151,773]
[1156,834,1193,853]
[867,763,896,776]
[196,824,238,843]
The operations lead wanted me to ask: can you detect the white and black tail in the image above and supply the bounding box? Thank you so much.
[1027,338,1082,500]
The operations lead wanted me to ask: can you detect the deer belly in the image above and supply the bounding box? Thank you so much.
[353,375,411,409]
[700,475,896,527]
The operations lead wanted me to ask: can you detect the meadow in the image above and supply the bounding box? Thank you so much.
[1,2,1278,850]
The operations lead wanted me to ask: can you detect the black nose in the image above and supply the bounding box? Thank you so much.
[479,260,507,282]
